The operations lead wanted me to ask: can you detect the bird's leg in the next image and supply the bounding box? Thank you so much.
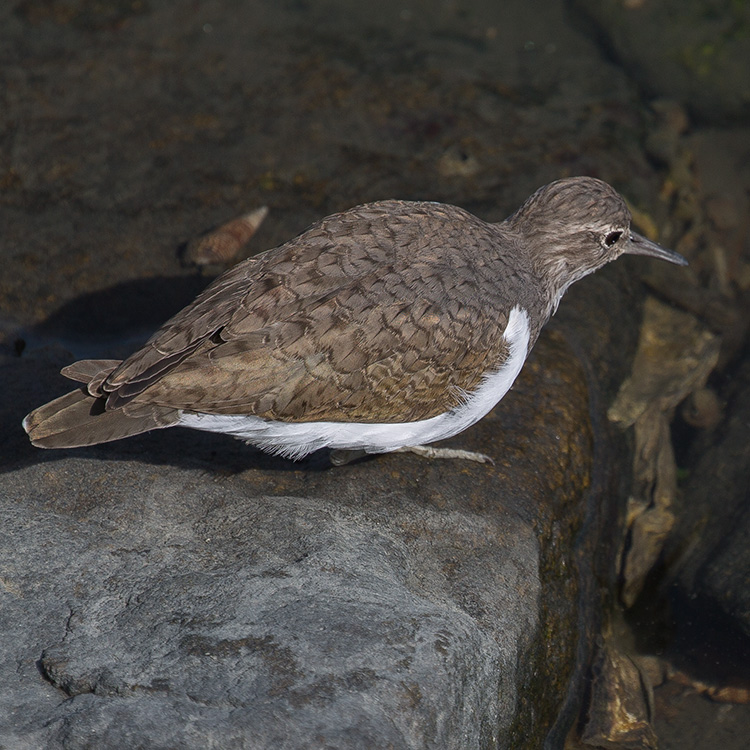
[394,445,495,464]
[328,445,494,467]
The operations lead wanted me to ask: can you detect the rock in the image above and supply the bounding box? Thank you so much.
[681,387,722,431]
[6,474,530,748]
[608,297,720,606]
[580,640,657,749]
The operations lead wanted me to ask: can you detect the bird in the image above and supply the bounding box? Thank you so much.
[23,176,687,464]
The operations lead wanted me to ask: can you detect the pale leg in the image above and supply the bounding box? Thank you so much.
[328,445,494,466]
[393,445,494,464]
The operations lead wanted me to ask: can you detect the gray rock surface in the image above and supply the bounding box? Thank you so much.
[3,467,533,747]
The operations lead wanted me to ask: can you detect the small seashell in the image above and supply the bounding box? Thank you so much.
[187,206,269,266]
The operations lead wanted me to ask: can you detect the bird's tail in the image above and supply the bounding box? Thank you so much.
[23,359,178,449]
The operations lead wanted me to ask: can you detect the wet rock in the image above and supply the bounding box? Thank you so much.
[572,0,750,122]
[608,297,720,607]
[681,387,722,431]
[580,640,657,749]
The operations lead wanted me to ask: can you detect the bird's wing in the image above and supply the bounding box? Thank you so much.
[131,275,510,423]
[101,219,359,405]
[99,202,514,422]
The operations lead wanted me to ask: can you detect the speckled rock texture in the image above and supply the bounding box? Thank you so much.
[0,0,659,747]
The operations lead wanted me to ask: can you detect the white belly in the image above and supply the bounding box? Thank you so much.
[178,306,531,460]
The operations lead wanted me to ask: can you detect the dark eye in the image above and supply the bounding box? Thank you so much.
[604,230,623,247]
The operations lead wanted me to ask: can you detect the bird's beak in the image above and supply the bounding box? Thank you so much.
[626,232,688,266]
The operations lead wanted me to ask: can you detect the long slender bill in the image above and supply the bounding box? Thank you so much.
[626,232,688,266]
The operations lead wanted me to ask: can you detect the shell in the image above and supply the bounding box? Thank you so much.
[187,206,269,266]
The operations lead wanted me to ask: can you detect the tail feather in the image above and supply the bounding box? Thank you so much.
[61,359,121,395]
[23,388,178,449]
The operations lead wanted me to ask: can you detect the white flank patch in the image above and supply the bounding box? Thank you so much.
[178,306,531,459]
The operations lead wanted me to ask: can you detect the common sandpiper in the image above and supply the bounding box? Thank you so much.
[23,176,687,463]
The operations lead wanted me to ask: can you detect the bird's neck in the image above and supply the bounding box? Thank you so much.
[502,222,581,319]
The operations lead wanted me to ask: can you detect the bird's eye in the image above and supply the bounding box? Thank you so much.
[603,230,623,248]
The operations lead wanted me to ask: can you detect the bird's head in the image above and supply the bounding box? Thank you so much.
[506,176,687,310]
